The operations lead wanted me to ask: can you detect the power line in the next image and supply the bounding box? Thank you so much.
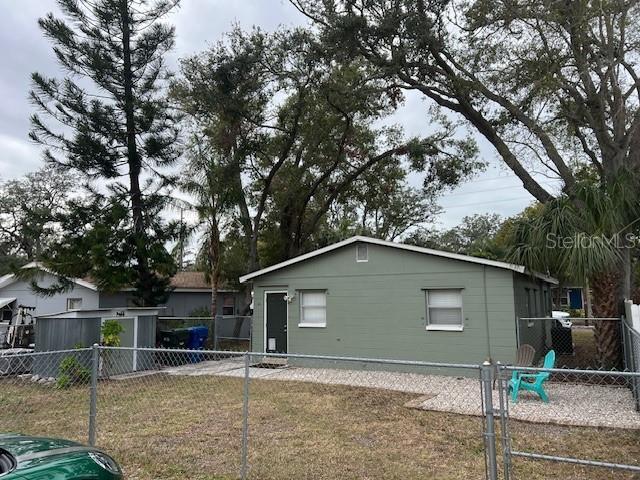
[440,195,536,209]
[444,181,559,198]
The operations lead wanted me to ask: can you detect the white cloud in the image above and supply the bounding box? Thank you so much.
[0,134,43,180]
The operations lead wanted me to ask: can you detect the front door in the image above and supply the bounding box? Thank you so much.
[265,292,287,353]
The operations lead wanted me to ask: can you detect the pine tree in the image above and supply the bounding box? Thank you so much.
[29,0,181,305]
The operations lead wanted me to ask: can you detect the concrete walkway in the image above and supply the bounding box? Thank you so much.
[162,359,640,430]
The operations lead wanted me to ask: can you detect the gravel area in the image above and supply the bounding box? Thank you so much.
[413,380,640,430]
[162,359,640,430]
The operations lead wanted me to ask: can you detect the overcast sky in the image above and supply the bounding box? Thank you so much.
[0,0,558,230]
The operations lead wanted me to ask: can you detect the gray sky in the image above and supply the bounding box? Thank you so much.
[0,0,556,230]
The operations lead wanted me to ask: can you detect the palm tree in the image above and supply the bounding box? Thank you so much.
[507,172,640,369]
[180,137,235,320]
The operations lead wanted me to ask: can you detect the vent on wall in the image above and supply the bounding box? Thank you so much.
[356,244,368,262]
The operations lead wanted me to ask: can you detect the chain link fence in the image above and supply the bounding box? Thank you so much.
[2,344,640,479]
[622,316,640,410]
[496,364,640,479]
[0,348,93,445]
[517,317,625,371]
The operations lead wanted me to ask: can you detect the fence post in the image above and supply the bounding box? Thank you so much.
[481,361,498,480]
[496,362,511,480]
[213,315,218,351]
[88,343,99,446]
[240,352,250,479]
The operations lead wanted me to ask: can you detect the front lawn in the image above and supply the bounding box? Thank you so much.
[1,375,638,479]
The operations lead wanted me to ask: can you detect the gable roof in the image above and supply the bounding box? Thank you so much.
[239,235,558,284]
[0,262,98,291]
[0,263,238,293]
[168,271,236,292]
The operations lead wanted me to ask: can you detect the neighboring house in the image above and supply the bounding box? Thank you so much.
[0,266,99,322]
[101,271,240,317]
[551,286,585,310]
[239,236,556,365]
[0,263,240,320]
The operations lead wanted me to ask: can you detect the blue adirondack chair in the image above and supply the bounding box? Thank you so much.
[509,350,555,403]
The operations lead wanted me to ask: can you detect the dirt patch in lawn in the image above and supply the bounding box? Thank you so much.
[1,375,639,479]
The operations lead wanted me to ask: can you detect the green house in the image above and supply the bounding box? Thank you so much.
[239,236,556,365]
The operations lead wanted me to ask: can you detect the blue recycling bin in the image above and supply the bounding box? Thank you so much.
[187,326,209,363]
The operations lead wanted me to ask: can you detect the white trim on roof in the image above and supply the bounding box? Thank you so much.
[0,274,15,290]
[0,262,99,292]
[239,236,558,284]
[0,297,16,309]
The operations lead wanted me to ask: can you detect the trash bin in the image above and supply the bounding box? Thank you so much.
[551,325,574,355]
[187,326,209,363]
[157,328,190,365]
[158,328,190,348]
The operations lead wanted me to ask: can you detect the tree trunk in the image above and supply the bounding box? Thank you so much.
[120,0,150,305]
[590,271,622,369]
[584,278,592,325]
[209,228,219,319]
[209,227,219,349]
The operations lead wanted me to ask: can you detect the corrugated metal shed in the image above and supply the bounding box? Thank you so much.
[34,307,161,376]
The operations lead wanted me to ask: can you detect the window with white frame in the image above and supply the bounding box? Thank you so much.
[425,289,463,330]
[356,243,368,262]
[299,290,327,327]
[66,298,83,310]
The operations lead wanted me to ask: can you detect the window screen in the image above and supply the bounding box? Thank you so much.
[300,291,327,327]
[426,289,463,328]
[356,244,368,262]
[66,298,83,310]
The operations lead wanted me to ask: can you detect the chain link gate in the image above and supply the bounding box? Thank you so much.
[495,363,640,479]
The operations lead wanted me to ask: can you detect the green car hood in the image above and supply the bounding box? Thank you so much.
[0,434,119,479]
[0,434,82,458]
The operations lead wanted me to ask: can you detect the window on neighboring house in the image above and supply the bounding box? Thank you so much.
[560,293,569,306]
[223,295,235,316]
[356,243,368,262]
[299,290,327,327]
[66,298,83,310]
[425,289,464,331]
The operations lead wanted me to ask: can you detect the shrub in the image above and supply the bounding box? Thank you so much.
[56,355,91,389]
[568,308,585,318]
[101,319,124,347]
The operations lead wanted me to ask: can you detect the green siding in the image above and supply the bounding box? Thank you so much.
[250,242,522,365]
[513,273,553,361]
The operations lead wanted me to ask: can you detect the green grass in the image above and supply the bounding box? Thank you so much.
[1,375,638,479]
